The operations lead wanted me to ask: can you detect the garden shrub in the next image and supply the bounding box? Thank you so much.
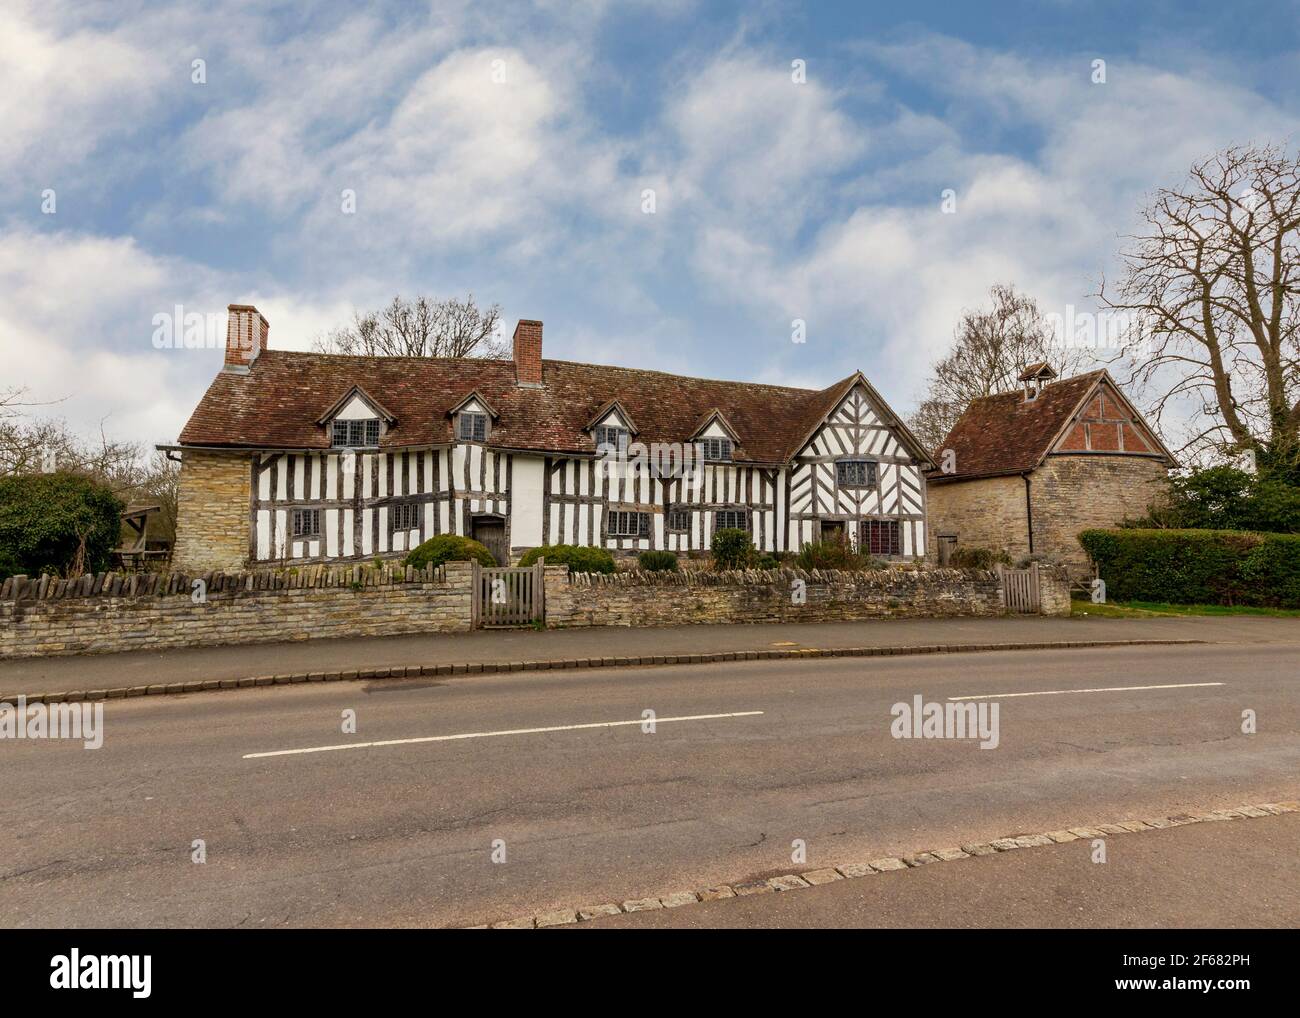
[0,472,123,579]
[403,534,496,570]
[637,550,678,572]
[1078,528,1300,608]
[950,546,1013,570]
[517,544,616,574]
[795,539,868,571]
[711,528,756,570]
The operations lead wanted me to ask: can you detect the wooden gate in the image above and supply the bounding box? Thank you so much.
[1002,563,1041,613]
[472,560,545,628]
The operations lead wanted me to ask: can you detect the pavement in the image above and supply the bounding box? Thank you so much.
[581,811,1300,928]
[2,614,1294,700]
[1,637,1296,928]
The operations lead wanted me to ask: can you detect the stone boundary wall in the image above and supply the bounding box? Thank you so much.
[0,562,1069,659]
[543,565,1071,628]
[0,562,472,659]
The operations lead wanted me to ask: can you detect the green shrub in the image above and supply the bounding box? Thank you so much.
[794,539,868,571]
[950,546,1013,570]
[517,544,616,574]
[0,472,124,580]
[637,550,678,572]
[403,534,496,570]
[1127,466,1300,533]
[1078,528,1300,608]
[711,528,756,570]
[755,554,780,570]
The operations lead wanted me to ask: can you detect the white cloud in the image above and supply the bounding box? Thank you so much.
[0,2,166,181]
[687,35,1300,407]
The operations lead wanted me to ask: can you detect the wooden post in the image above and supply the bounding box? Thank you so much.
[533,558,545,623]
[471,560,481,629]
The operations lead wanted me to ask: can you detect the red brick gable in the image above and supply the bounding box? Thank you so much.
[177,350,871,465]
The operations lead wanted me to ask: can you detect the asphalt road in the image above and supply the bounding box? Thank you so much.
[1,641,1297,928]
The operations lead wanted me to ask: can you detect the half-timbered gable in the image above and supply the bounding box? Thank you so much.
[787,375,931,557]
[171,305,933,571]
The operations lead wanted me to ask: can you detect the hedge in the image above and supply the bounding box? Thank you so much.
[1078,528,1300,608]
[517,545,616,574]
[403,534,496,570]
[0,472,124,580]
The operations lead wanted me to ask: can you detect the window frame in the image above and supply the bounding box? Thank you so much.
[700,437,733,463]
[389,501,420,534]
[713,508,750,533]
[836,458,877,489]
[861,519,901,557]
[291,508,321,539]
[457,411,489,443]
[665,506,692,532]
[594,425,629,454]
[330,418,380,449]
[607,509,651,538]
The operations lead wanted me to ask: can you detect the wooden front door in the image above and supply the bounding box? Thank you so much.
[820,520,846,543]
[471,515,508,565]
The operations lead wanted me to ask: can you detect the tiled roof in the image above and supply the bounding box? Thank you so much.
[928,370,1110,482]
[177,351,870,464]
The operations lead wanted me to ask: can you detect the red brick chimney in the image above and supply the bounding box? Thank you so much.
[513,319,543,386]
[224,304,269,370]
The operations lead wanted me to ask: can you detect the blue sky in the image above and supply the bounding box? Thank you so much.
[3,0,1298,448]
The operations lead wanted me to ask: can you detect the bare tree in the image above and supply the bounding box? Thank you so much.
[1100,144,1300,473]
[909,284,1093,449]
[312,294,507,359]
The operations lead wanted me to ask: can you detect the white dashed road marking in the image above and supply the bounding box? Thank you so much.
[950,682,1225,701]
[243,710,765,759]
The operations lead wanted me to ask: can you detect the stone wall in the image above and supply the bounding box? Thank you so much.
[1,561,1070,660]
[543,564,1071,628]
[172,450,252,573]
[0,562,471,659]
[926,475,1029,560]
[1029,455,1168,576]
[925,456,1169,579]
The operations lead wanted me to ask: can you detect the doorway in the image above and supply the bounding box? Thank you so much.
[471,514,508,565]
[820,520,846,544]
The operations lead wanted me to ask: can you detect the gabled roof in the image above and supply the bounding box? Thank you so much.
[928,370,1175,483]
[314,384,396,425]
[447,389,500,419]
[1017,362,1057,382]
[787,371,936,469]
[687,408,740,443]
[584,398,639,435]
[179,350,911,464]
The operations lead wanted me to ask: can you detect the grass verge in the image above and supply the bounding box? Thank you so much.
[1071,597,1300,618]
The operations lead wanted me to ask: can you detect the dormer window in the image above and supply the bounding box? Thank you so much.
[595,425,629,454]
[318,385,394,449]
[332,419,380,448]
[458,411,488,442]
[701,437,733,462]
